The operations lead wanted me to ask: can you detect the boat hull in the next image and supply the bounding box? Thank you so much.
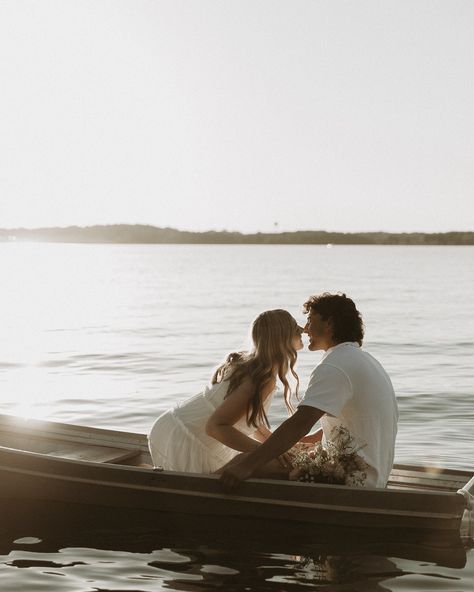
[0,446,467,531]
[0,414,471,532]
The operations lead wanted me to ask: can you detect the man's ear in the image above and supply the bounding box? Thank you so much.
[326,317,335,339]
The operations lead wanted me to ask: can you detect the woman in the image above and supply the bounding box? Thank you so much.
[148,309,303,473]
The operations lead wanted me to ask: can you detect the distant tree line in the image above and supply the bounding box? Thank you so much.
[0,225,473,245]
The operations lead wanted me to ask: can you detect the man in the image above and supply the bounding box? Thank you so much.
[220,292,398,491]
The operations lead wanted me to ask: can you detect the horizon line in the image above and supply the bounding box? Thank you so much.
[1,224,473,235]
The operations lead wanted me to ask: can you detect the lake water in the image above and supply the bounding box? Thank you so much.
[0,243,473,590]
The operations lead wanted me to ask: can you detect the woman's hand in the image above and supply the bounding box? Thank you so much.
[219,453,256,491]
[291,441,314,452]
[299,428,323,444]
[276,451,294,469]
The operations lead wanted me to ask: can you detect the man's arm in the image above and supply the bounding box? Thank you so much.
[219,406,323,491]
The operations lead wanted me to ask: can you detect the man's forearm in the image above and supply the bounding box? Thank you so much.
[245,409,318,472]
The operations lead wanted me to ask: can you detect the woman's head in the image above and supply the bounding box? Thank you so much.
[251,309,304,359]
[213,309,302,428]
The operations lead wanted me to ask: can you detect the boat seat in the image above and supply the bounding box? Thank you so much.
[45,444,141,464]
[387,468,468,492]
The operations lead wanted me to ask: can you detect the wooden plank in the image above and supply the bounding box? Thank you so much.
[390,468,469,484]
[0,431,143,462]
[44,445,141,464]
[0,414,149,451]
[388,477,464,491]
[387,481,458,493]
[393,463,472,478]
[388,466,471,493]
[387,475,467,491]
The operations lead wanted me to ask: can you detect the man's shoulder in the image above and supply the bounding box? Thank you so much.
[323,343,363,365]
[329,344,388,373]
[309,344,371,379]
[309,358,352,384]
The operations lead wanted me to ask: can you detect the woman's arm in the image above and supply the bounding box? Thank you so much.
[205,376,275,453]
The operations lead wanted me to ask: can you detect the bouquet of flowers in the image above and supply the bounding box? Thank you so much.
[289,425,369,486]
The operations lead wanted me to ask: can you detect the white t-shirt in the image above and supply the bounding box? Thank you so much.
[300,342,398,488]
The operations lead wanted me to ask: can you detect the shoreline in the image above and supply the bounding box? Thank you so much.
[1,225,473,246]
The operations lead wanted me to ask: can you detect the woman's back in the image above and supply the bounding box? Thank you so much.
[148,380,259,472]
[174,380,257,437]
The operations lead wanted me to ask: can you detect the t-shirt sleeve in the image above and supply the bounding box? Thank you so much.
[299,363,352,417]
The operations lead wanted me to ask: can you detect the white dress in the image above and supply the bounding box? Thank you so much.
[148,380,272,473]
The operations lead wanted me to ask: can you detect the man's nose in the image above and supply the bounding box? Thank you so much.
[303,323,309,333]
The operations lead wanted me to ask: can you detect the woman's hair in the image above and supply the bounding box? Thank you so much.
[212,309,300,429]
[303,292,364,346]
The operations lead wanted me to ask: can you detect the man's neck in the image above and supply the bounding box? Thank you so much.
[323,339,339,351]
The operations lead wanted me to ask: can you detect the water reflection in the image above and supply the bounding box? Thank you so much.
[0,500,471,591]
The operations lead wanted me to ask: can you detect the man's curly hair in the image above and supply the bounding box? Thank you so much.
[303,292,364,346]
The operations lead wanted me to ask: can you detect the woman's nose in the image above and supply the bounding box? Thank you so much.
[303,323,309,333]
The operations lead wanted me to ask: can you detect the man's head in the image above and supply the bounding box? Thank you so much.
[303,293,364,351]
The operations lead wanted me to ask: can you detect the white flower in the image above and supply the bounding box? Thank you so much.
[289,427,367,487]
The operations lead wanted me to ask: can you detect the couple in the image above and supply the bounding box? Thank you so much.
[148,293,398,489]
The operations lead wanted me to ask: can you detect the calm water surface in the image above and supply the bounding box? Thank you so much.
[0,243,473,591]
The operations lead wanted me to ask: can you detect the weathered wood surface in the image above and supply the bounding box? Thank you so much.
[44,445,141,463]
[0,413,471,531]
[0,446,467,530]
[388,469,469,492]
[0,414,149,451]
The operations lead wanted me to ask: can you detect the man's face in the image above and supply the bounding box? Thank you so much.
[304,312,334,351]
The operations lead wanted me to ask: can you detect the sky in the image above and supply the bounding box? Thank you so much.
[1,1,473,233]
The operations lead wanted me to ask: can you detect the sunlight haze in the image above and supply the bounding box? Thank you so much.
[1,1,473,233]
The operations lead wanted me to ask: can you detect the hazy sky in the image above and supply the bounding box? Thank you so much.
[1,1,473,233]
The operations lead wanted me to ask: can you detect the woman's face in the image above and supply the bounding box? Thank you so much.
[291,324,305,351]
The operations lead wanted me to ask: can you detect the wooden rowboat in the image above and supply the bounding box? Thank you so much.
[0,414,472,533]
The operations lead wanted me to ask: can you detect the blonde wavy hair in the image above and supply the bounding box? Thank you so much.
[211,309,300,428]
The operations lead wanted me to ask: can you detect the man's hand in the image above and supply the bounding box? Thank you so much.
[219,453,255,492]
